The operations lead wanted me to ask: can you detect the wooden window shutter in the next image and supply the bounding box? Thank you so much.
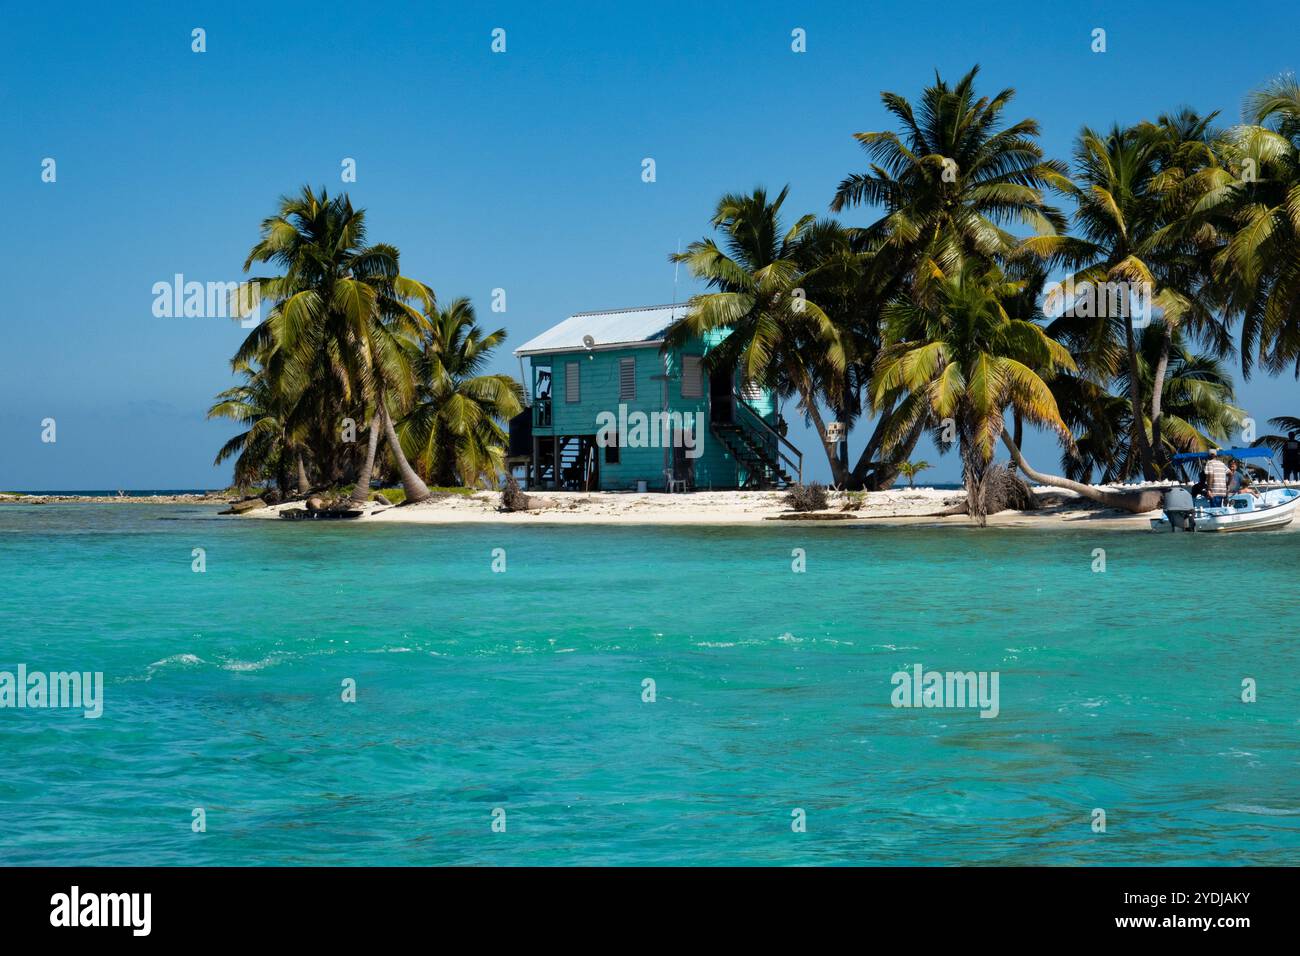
[681,356,703,398]
[566,362,580,403]
[619,357,636,400]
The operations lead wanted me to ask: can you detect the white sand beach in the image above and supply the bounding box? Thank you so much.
[242,486,1177,531]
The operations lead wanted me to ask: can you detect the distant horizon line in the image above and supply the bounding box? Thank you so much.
[1,488,220,495]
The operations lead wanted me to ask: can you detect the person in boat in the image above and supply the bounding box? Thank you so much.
[1237,475,1261,501]
[1204,449,1229,507]
[1284,432,1300,482]
[1226,459,1242,494]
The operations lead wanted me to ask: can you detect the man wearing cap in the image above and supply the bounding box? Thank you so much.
[1204,449,1229,506]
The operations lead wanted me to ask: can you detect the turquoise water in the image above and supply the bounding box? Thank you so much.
[1,504,1298,866]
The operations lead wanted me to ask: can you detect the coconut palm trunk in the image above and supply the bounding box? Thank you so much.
[381,403,433,503]
[430,422,459,488]
[849,402,924,490]
[799,385,850,486]
[871,420,924,490]
[849,407,893,487]
[1000,431,1163,513]
[1010,411,1023,473]
[296,452,311,496]
[958,416,993,527]
[1125,318,1158,479]
[347,414,381,506]
[1148,322,1174,471]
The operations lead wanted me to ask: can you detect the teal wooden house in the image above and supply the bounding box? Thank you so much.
[510,304,802,491]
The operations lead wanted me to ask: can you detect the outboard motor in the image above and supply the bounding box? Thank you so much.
[1163,486,1195,532]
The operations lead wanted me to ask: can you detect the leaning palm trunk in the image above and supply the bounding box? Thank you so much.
[348,414,381,506]
[381,404,433,503]
[1000,432,1163,513]
[849,400,923,490]
[850,398,895,487]
[798,384,849,487]
[295,452,311,496]
[870,423,923,490]
[1124,316,1157,479]
[1010,411,1023,473]
[1148,323,1174,474]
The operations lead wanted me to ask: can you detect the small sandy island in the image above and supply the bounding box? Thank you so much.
[8,487,1295,532]
[238,487,1175,531]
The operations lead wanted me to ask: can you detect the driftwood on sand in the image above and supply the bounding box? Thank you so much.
[500,477,557,512]
[219,497,268,515]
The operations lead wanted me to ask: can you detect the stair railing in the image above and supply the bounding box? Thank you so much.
[734,396,802,485]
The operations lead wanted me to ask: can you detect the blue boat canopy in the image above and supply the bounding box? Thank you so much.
[1171,447,1276,463]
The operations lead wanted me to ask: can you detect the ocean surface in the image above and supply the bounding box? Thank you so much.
[1,503,1297,866]
[6,490,217,497]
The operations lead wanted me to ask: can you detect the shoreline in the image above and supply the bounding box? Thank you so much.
[245,487,1165,532]
[7,486,1297,533]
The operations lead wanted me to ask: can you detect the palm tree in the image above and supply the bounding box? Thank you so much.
[1054,325,1244,482]
[831,65,1069,292]
[896,460,932,488]
[1029,117,1227,478]
[348,242,439,505]
[1206,76,1300,377]
[1136,110,1230,461]
[233,187,435,504]
[830,66,1069,487]
[872,265,1076,524]
[396,298,524,487]
[665,187,850,483]
[207,361,309,494]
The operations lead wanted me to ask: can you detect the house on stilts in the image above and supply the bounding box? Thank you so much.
[508,304,802,491]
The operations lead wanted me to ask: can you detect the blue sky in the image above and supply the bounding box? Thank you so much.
[4,0,1299,489]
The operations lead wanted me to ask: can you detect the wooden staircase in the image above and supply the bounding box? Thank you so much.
[535,436,594,490]
[711,397,802,489]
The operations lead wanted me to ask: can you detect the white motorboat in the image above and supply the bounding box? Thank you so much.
[1150,487,1300,532]
[1149,447,1300,533]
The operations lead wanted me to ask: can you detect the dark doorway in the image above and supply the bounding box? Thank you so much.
[710,368,734,424]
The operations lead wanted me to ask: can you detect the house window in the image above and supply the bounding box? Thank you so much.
[534,366,552,427]
[619,357,636,400]
[681,355,703,398]
[605,431,620,464]
[566,362,580,403]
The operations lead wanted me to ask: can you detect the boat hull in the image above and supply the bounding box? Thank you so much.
[1150,488,1300,532]
[1195,508,1296,532]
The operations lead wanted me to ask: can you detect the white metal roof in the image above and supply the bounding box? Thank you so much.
[513,304,691,356]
